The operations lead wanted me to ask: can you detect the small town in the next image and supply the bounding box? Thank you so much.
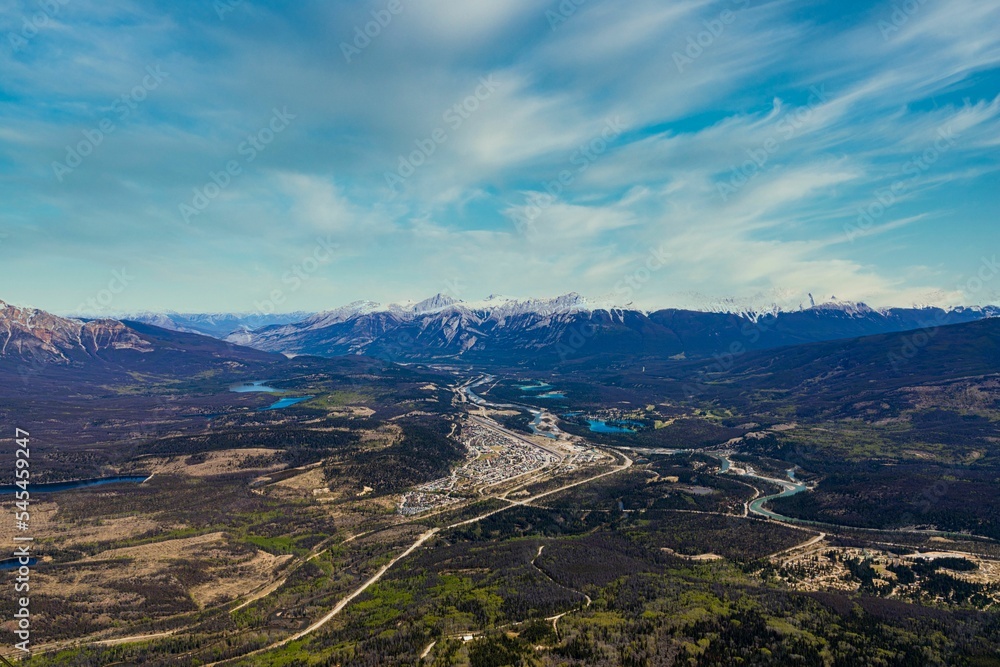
[399,421,559,515]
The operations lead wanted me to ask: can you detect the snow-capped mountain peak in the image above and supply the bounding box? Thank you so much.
[307,301,383,329]
[411,293,460,314]
[297,293,633,324]
[806,298,879,317]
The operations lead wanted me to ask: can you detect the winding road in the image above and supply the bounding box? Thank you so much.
[530,545,592,635]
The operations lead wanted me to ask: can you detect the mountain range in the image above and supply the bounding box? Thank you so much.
[0,299,277,385]
[217,293,1000,365]
[5,294,999,368]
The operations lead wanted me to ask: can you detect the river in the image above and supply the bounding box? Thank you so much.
[715,454,810,522]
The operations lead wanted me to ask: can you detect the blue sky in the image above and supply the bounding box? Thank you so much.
[1,0,999,314]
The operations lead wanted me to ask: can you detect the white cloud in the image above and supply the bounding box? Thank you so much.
[1,0,998,312]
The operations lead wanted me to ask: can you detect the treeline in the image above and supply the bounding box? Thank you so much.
[770,461,1000,540]
[325,418,464,492]
[142,427,358,458]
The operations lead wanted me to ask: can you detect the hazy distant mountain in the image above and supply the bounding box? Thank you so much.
[123,311,314,338]
[224,293,1000,365]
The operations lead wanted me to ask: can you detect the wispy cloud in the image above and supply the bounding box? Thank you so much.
[1,0,998,312]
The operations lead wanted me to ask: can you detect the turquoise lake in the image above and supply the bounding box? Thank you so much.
[587,419,640,433]
[262,396,314,410]
[230,381,281,393]
[518,382,552,391]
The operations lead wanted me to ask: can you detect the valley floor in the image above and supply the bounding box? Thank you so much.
[5,370,1000,666]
